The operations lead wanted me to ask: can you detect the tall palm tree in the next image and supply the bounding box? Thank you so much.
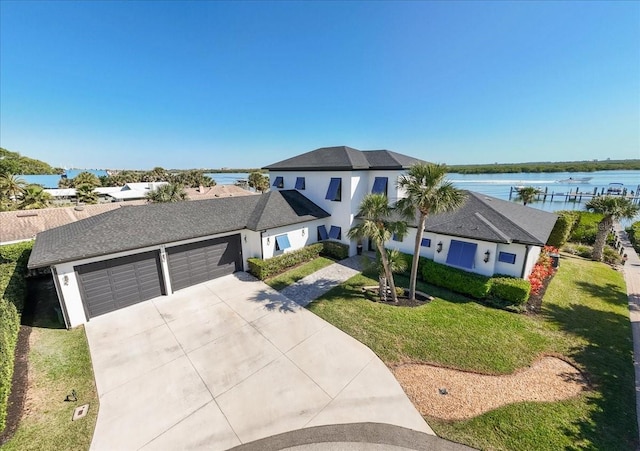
[585,196,639,261]
[146,183,187,203]
[515,186,539,205]
[396,163,466,301]
[348,193,407,303]
[0,173,27,203]
[19,185,52,210]
[248,172,269,193]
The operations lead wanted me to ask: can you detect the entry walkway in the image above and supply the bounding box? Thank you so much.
[281,255,368,306]
[615,224,640,442]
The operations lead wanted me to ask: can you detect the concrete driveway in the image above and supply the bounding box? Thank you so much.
[86,272,433,450]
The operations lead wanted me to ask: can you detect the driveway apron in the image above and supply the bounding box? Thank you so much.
[85,272,433,450]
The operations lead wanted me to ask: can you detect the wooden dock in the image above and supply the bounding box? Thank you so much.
[509,184,640,204]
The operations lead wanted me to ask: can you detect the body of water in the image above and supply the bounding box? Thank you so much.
[17,169,640,221]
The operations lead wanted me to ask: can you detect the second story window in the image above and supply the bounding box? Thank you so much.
[273,176,284,189]
[325,177,342,201]
[295,177,305,190]
[371,177,388,196]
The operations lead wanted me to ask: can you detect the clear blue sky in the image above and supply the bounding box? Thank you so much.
[1,1,638,170]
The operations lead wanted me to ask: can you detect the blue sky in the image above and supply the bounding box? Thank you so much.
[1,1,638,170]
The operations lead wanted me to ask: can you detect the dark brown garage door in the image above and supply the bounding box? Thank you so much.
[76,251,164,318]
[167,235,243,291]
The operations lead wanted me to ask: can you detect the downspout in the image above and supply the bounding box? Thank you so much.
[521,245,531,278]
[259,231,265,260]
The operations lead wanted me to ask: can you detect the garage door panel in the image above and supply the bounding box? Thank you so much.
[168,235,242,291]
[76,251,163,319]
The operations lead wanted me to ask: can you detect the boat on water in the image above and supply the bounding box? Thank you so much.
[557,177,593,183]
[607,183,624,195]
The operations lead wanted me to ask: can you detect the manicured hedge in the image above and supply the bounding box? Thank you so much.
[489,276,531,306]
[570,211,604,244]
[547,211,579,248]
[320,241,349,260]
[248,244,323,280]
[420,258,492,299]
[627,221,640,254]
[0,241,33,433]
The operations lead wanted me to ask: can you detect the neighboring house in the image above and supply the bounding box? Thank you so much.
[45,182,170,203]
[28,145,557,328]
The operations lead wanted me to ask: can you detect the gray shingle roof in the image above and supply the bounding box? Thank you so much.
[28,190,329,268]
[423,192,558,246]
[263,146,427,171]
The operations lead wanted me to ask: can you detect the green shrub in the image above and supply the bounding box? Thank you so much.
[627,221,640,254]
[547,211,579,248]
[0,241,32,433]
[603,246,622,265]
[570,211,604,244]
[490,276,531,305]
[248,243,323,280]
[420,259,492,299]
[321,241,349,260]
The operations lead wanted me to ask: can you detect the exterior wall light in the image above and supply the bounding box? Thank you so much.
[302,229,305,236]
[484,250,491,263]
[63,275,69,286]
[267,237,270,245]
[436,242,443,253]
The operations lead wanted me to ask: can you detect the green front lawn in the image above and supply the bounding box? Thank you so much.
[307,255,637,450]
[264,256,335,291]
[2,284,98,451]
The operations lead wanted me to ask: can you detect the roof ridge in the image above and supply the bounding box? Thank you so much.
[471,192,542,244]
[246,191,273,231]
[474,212,512,242]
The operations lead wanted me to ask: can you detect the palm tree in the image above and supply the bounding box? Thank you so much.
[0,173,27,203]
[146,183,187,203]
[396,163,466,301]
[585,196,640,261]
[515,186,539,205]
[76,183,99,204]
[348,193,407,303]
[248,172,269,193]
[73,171,101,188]
[19,185,52,210]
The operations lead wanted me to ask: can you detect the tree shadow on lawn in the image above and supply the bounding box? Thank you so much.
[543,301,638,450]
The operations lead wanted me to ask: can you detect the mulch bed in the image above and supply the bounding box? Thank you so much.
[525,269,557,314]
[0,324,31,445]
[363,287,433,307]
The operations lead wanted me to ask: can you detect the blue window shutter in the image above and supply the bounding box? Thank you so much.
[273,176,284,188]
[371,177,388,195]
[275,234,291,251]
[392,233,402,242]
[295,177,305,190]
[325,178,341,201]
[421,238,431,247]
[498,252,516,264]
[329,226,341,240]
[317,225,329,241]
[446,240,477,269]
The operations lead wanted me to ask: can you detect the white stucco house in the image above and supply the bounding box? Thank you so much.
[28,146,557,327]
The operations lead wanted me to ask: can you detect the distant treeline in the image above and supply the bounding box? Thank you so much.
[0,148,61,175]
[188,168,265,173]
[447,159,640,174]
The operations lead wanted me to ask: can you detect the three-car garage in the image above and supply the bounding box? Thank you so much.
[76,234,243,319]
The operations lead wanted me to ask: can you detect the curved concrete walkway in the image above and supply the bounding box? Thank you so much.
[86,270,433,450]
[615,225,640,442]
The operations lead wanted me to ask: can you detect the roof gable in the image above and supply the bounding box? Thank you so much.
[264,146,426,171]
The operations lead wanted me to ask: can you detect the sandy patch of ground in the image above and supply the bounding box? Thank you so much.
[392,356,589,420]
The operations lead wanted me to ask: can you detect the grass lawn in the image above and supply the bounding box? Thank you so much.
[2,279,98,451]
[307,255,637,450]
[264,256,335,291]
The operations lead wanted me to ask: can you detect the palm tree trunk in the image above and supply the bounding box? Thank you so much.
[592,217,612,261]
[377,242,399,303]
[409,214,427,301]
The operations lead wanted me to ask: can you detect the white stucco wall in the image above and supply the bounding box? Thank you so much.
[261,219,328,259]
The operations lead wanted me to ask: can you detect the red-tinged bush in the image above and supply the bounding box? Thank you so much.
[528,246,558,295]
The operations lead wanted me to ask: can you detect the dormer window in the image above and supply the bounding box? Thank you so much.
[325,178,341,201]
[295,177,305,190]
[273,176,284,189]
[371,177,388,196]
